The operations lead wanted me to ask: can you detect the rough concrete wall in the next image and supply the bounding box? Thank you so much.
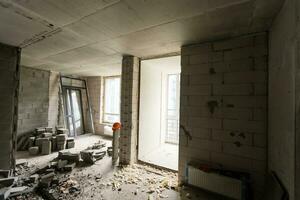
[269,0,299,199]
[0,43,20,169]
[48,71,60,128]
[86,76,104,135]
[180,33,268,199]
[17,67,49,136]
[120,56,139,165]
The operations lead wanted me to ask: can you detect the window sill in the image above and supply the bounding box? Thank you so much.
[100,122,113,126]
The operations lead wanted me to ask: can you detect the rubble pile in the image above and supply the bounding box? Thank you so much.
[103,164,178,199]
[0,140,109,200]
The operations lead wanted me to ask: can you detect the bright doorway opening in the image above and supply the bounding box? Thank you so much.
[138,56,180,171]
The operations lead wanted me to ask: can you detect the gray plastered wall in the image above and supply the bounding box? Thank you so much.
[0,43,20,169]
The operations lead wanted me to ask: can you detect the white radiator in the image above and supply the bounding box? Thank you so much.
[188,165,243,200]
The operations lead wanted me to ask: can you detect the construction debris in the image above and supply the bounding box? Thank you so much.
[26,126,72,156]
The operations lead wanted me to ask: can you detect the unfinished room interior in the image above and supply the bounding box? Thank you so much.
[0,0,298,199]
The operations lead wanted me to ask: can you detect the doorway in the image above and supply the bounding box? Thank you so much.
[63,88,84,137]
[138,56,180,171]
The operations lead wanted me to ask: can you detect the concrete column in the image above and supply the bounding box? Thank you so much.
[0,43,20,169]
[119,56,140,165]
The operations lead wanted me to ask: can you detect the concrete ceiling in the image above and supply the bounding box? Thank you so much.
[0,0,283,76]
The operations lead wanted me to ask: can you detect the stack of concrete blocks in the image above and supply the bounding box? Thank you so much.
[56,134,67,151]
[66,138,75,149]
[179,33,268,199]
[120,56,140,165]
[42,139,51,155]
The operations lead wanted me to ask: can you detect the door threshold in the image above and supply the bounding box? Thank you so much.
[137,159,178,173]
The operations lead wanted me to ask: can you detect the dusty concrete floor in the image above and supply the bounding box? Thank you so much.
[15,134,229,200]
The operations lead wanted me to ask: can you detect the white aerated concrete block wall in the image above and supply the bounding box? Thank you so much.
[179,33,268,199]
[18,67,50,137]
[120,56,140,165]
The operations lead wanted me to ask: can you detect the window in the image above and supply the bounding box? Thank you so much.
[165,74,180,144]
[102,76,121,124]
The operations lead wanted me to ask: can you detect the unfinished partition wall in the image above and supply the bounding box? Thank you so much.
[17,67,50,149]
[180,33,268,198]
[120,56,139,165]
[0,43,20,169]
[48,71,61,128]
[269,0,299,199]
[86,77,103,135]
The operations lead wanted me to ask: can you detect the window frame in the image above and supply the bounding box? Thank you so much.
[165,73,180,144]
[101,75,121,124]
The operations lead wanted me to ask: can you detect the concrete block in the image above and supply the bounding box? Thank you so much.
[187,117,222,129]
[223,119,265,133]
[29,174,39,183]
[189,54,209,64]
[223,96,266,108]
[213,37,254,51]
[0,187,10,200]
[221,107,253,120]
[213,84,253,96]
[223,143,266,161]
[0,177,17,187]
[182,43,212,55]
[56,134,67,141]
[28,137,35,148]
[67,141,75,149]
[41,140,51,155]
[28,147,39,155]
[42,132,52,138]
[0,170,10,179]
[64,163,76,172]
[189,73,223,85]
[58,151,80,162]
[51,137,57,151]
[212,129,253,145]
[181,85,211,95]
[57,143,66,151]
[40,172,55,187]
[224,71,267,84]
[45,127,53,132]
[57,160,68,169]
[80,150,95,164]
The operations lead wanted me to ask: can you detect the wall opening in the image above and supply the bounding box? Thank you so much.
[138,56,181,170]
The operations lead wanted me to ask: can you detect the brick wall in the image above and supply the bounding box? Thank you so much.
[120,56,139,165]
[0,43,20,169]
[17,67,50,137]
[179,33,268,198]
